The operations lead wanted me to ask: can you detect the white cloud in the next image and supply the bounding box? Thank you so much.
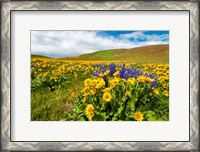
[119,31,169,42]
[120,31,145,39]
[31,31,169,57]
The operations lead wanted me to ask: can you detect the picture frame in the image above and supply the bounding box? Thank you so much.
[1,0,199,151]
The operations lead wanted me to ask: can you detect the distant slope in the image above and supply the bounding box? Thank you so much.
[62,44,169,63]
[31,54,50,58]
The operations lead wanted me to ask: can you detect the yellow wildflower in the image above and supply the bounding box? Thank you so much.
[152,89,159,95]
[85,104,94,120]
[127,77,135,85]
[90,89,96,95]
[145,77,154,83]
[137,76,146,82]
[121,78,127,82]
[102,87,111,93]
[98,72,104,77]
[113,71,119,77]
[163,90,169,96]
[90,79,97,87]
[84,79,91,87]
[104,70,110,76]
[109,77,120,87]
[134,111,144,121]
[95,78,105,89]
[162,84,168,89]
[126,91,131,97]
[102,92,112,102]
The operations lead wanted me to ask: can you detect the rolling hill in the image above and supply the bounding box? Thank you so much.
[31,54,50,58]
[62,44,169,63]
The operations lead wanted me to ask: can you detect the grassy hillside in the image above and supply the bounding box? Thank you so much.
[62,44,169,63]
[31,54,50,58]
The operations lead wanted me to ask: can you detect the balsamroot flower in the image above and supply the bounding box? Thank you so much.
[113,71,119,77]
[102,92,112,102]
[102,87,111,93]
[137,76,146,82]
[152,89,159,95]
[127,77,135,85]
[84,79,91,87]
[85,104,94,120]
[134,111,144,121]
[163,90,169,96]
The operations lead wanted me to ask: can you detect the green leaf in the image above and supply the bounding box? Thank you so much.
[93,113,107,121]
[156,117,165,121]
[146,110,157,121]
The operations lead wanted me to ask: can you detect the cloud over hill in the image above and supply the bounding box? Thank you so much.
[31,31,169,58]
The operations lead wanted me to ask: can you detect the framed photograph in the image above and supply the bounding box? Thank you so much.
[1,0,199,151]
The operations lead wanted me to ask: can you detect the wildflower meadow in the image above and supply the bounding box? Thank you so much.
[31,59,169,121]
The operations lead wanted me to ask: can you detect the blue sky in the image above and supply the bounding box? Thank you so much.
[31,31,169,57]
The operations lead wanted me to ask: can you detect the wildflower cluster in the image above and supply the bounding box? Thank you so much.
[31,58,169,121]
[64,63,169,121]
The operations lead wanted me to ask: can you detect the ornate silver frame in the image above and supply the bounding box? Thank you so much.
[1,1,199,151]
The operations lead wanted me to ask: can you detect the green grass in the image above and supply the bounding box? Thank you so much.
[31,78,84,121]
[60,44,169,63]
[92,50,113,60]
[31,54,50,59]
[32,44,169,63]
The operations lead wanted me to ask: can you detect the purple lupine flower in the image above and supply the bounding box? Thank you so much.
[150,81,157,87]
[127,68,133,74]
[149,73,154,79]
[131,69,137,78]
[101,68,106,73]
[93,71,99,77]
[150,77,158,87]
[138,70,144,76]
[132,73,137,78]
[124,71,130,79]
[119,65,126,78]
[108,63,116,76]
[127,68,137,78]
